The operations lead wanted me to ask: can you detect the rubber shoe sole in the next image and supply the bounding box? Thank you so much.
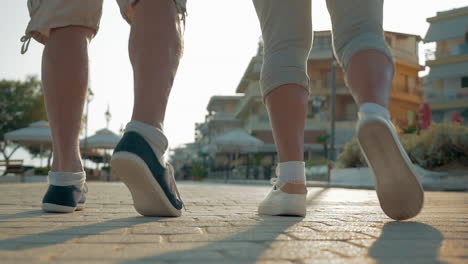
[111,152,181,217]
[357,115,424,220]
[42,202,85,213]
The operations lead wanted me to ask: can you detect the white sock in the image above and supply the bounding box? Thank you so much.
[124,120,168,166]
[275,161,306,186]
[48,171,86,188]
[359,103,390,119]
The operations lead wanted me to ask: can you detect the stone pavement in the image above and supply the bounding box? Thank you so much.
[0,182,467,264]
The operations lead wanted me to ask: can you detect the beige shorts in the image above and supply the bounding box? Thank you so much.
[253,0,393,99]
[22,0,187,51]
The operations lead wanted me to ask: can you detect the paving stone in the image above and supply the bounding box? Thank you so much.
[74,234,163,244]
[131,225,203,235]
[0,182,466,263]
[168,232,293,243]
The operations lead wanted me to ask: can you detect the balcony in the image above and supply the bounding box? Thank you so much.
[305,119,356,130]
[206,112,238,122]
[425,43,468,61]
[309,79,349,96]
[391,47,418,64]
[425,89,468,104]
[458,43,468,56]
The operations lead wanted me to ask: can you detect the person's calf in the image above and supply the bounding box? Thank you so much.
[345,50,394,108]
[265,84,308,162]
[264,85,308,196]
[129,0,183,129]
[42,26,93,173]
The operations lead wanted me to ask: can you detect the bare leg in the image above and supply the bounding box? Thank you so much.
[252,0,311,197]
[110,0,185,217]
[129,0,183,131]
[265,84,308,194]
[266,84,308,162]
[42,26,94,172]
[345,50,394,107]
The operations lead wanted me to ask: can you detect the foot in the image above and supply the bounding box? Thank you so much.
[111,123,184,217]
[258,182,307,217]
[42,183,87,213]
[357,111,424,220]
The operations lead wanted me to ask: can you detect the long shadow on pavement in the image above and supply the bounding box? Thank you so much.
[0,216,162,250]
[0,209,45,220]
[120,216,303,264]
[119,187,331,264]
[369,221,446,264]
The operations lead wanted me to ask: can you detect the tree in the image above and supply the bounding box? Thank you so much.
[0,76,48,174]
[316,134,330,158]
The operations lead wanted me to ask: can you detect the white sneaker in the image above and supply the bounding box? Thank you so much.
[357,111,424,220]
[258,182,307,217]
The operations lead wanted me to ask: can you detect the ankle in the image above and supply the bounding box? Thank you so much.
[51,159,83,172]
[276,161,306,187]
[280,182,307,194]
[130,118,164,132]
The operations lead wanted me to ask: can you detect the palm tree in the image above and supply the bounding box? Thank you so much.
[316,134,330,158]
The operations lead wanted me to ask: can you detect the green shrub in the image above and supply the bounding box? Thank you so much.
[190,163,208,179]
[336,138,367,168]
[404,123,468,169]
[305,157,329,167]
[34,167,48,175]
[337,123,468,170]
[402,125,418,134]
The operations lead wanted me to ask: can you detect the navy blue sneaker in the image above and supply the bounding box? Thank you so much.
[111,129,184,217]
[42,184,87,213]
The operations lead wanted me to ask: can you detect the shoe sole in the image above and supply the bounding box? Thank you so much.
[42,203,85,213]
[258,192,307,217]
[357,117,424,220]
[111,152,181,217]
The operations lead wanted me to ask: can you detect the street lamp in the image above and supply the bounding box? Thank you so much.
[83,88,94,169]
[327,58,337,183]
[329,59,337,162]
[105,104,112,129]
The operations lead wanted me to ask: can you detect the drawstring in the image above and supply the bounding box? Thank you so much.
[180,9,187,33]
[20,35,32,54]
[173,0,187,34]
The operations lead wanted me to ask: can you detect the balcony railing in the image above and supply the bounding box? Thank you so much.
[425,91,468,103]
[309,79,348,95]
[206,112,237,122]
[391,47,418,63]
[426,43,468,61]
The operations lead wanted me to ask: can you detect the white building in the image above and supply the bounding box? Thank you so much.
[423,6,468,124]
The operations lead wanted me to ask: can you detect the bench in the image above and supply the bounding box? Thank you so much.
[0,159,24,173]
[0,160,33,182]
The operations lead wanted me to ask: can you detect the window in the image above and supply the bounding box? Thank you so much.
[314,36,331,50]
[403,75,409,92]
[307,103,315,118]
[345,102,357,121]
[435,79,443,90]
[385,36,392,47]
[408,76,416,93]
[462,77,468,88]
[259,111,270,122]
[309,96,326,119]
[407,110,415,125]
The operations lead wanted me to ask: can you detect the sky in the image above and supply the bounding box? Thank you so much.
[1,0,467,166]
